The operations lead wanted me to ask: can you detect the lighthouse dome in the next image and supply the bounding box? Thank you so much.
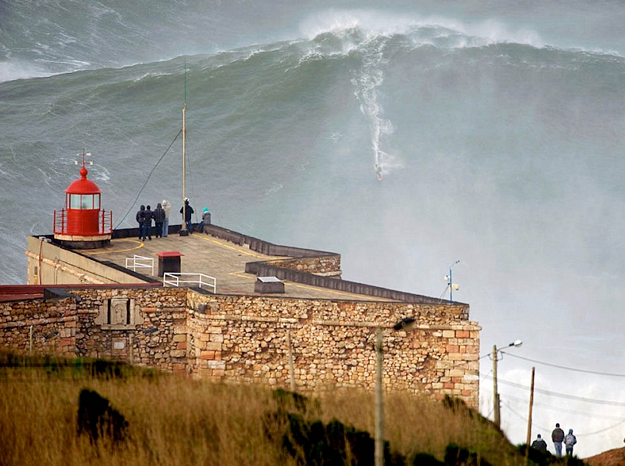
[65,166,101,195]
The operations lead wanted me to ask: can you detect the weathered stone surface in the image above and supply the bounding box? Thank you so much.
[0,286,480,408]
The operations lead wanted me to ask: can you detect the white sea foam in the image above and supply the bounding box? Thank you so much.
[92,165,111,183]
[300,9,416,39]
[300,9,545,50]
[0,60,50,83]
[347,31,400,178]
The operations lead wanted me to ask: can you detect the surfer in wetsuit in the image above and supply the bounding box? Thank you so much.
[374,163,382,181]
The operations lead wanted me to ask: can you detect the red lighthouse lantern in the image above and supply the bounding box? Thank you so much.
[53,151,112,248]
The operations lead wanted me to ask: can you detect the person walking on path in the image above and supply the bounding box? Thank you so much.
[180,198,194,233]
[153,203,165,238]
[161,199,171,237]
[565,429,577,456]
[531,434,548,453]
[552,423,565,457]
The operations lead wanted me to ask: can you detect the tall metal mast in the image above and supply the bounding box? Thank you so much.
[180,60,189,236]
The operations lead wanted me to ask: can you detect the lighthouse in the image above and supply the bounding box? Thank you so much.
[53,151,112,249]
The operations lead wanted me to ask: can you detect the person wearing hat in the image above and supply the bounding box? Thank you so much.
[564,429,577,456]
[199,207,211,233]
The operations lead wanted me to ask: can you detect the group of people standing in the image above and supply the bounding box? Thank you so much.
[136,198,211,240]
[531,423,577,457]
[136,200,171,241]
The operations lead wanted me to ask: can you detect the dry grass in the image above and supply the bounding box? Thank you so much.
[321,389,523,465]
[0,352,527,466]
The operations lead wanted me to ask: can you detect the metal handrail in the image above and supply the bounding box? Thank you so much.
[53,208,113,235]
[163,273,217,293]
[125,255,154,275]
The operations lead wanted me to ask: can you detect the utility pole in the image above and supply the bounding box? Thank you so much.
[287,331,296,392]
[375,327,384,466]
[526,367,536,458]
[492,344,500,428]
[492,340,523,428]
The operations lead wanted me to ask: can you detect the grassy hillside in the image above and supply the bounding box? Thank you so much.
[0,351,584,466]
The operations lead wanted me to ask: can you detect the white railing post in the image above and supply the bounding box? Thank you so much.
[125,255,155,275]
[162,272,216,293]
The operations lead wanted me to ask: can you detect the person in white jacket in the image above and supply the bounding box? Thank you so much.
[564,429,577,456]
[161,199,171,237]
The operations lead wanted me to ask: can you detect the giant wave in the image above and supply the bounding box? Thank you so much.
[3,1,625,457]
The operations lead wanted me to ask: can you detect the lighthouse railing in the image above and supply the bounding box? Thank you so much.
[53,208,112,236]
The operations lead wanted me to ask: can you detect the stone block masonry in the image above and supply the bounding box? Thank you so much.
[185,292,479,407]
[0,286,480,408]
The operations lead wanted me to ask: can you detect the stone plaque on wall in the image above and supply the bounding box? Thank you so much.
[110,298,129,325]
[96,297,141,328]
[112,338,126,350]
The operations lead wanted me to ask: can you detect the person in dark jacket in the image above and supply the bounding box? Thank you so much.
[152,203,165,238]
[552,423,565,457]
[531,434,548,453]
[136,205,147,241]
[144,205,153,240]
[180,198,194,233]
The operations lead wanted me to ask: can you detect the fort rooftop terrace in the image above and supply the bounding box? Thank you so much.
[71,224,452,305]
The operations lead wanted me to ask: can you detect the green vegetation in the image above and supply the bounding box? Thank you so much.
[0,351,586,466]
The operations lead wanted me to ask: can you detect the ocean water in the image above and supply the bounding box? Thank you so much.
[2,0,625,457]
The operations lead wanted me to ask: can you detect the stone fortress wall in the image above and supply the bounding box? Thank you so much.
[4,224,481,407]
[0,285,480,407]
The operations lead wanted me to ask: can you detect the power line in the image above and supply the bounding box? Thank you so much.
[504,393,625,421]
[482,349,519,362]
[503,400,625,438]
[114,129,182,229]
[579,419,625,437]
[480,372,625,407]
[503,352,625,378]
[504,401,551,434]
